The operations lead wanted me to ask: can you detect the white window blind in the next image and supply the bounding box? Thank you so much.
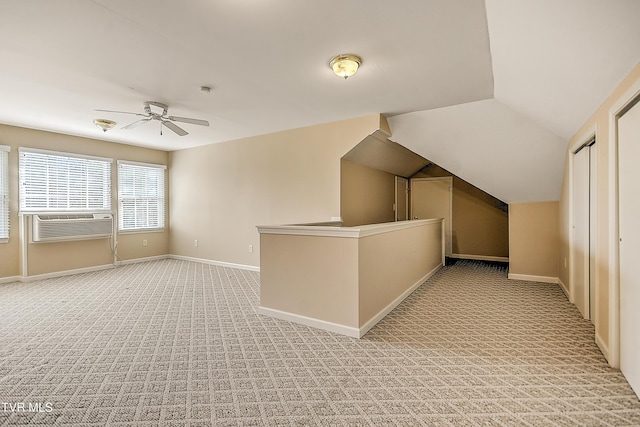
[19,148,112,213]
[0,145,9,240]
[118,161,166,231]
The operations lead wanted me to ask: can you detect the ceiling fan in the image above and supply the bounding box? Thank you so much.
[96,101,209,136]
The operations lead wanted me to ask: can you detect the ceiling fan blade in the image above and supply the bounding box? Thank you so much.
[121,118,151,130]
[162,120,188,136]
[167,116,209,126]
[95,109,147,117]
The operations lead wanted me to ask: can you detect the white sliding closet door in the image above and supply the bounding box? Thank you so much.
[618,100,640,396]
[588,144,597,319]
[571,146,590,319]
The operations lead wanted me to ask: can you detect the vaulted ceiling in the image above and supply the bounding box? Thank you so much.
[1,1,639,203]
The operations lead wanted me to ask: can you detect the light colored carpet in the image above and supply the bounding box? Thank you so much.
[0,258,639,426]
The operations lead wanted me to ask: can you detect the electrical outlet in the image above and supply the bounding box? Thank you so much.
[142,239,148,247]
[248,244,253,253]
[194,239,198,247]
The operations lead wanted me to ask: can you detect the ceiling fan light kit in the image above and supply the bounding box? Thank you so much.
[95,101,209,136]
[93,119,117,132]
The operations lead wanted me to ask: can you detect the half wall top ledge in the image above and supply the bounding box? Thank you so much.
[387,99,567,204]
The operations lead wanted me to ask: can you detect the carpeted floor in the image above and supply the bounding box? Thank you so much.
[0,259,639,426]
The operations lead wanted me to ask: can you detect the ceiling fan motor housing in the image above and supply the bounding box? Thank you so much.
[145,101,168,117]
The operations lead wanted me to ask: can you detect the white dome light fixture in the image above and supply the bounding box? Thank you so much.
[329,54,362,79]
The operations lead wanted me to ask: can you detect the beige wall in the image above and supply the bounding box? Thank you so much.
[260,233,359,327]
[169,115,384,268]
[558,60,640,358]
[413,166,509,258]
[509,201,559,279]
[0,124,169,279]
[453,179,508,256]
[258,219,444,335]
[358,222,442,325]
[340,159,395,227]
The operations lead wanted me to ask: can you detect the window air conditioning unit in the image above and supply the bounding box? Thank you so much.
[31,213,113,243]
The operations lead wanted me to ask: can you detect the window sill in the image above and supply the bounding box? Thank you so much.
[118,229,166,235]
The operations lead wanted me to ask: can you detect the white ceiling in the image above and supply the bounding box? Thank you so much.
[1,0,639,203]
[389,99,567,203]
[486,0,640,140]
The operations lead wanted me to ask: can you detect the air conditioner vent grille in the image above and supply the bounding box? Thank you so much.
[37,214,95,220]
[32,214,113,242]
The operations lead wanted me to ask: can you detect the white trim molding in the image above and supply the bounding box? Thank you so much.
[0,254,259,283]
[169,255,260,272]
[256,218,442,239]
[20,263,116,283]
[116,255,169,266]
[450,254,509,263]
[13,255,172,282]
[0,276,21,285]
[507,273,559,284]
[256,306,360,338]
[596,332,610,363]
[557,278,570,299]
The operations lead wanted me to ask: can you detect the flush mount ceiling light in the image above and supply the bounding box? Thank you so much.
[329,54,362,79]
[93,119,116,132]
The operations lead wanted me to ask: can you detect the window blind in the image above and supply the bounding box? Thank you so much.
[19,148,112,213]
[118,161,166,231]
[0,145,9,240]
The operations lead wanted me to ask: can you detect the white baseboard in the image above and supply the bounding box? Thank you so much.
[508,273,559,284]
[596,332,610,363]
[257,306,360,338]
[557,278,570,299]
[116,255,169,266]
[0,276,21,285]
[450,254,509,263]
[17,255,171,282]
[0,254,259,283]
[358,263,443,338]
[168,255,260,272]
[21,263,116,282]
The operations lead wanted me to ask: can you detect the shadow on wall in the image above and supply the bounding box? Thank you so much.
[340,139,509,259]
[412,164,509,258]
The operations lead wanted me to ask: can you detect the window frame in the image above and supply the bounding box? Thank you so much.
[117,160,166,233]
[18,147,113,215]
[0,145,10,243]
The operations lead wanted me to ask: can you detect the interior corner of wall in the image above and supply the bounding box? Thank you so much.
[378,115,392,137]
[595,332,610,364]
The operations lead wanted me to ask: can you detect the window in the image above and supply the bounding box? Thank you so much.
[19,148,112,213]
[118,161,166,231]
[0,145,9,241]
